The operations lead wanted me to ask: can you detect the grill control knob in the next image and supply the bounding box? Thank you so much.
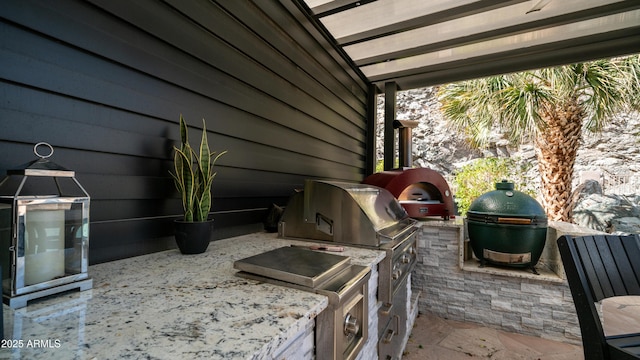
[401,254,411,264]
[344,314,359,337]
[393,269,402,280]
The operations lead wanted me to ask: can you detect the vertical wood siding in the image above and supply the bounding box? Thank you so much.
[0,0,370,263]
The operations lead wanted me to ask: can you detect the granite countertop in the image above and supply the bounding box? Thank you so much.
[1,232,385,359]
[415,217,464,228]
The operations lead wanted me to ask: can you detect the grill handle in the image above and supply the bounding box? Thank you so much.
[379,303,393,316]
[497,217,532,225]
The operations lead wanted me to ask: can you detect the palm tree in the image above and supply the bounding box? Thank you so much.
[438,55,640,222]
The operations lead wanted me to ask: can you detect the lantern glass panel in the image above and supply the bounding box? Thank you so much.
[3,198,89,296]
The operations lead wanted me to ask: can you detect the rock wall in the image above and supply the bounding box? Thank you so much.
[377,87,640,233]
[377,87,640,180]
[376,87,484,174]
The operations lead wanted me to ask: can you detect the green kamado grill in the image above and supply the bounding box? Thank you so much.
[467,180,548,273]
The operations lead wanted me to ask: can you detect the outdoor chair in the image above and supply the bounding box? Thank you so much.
[557,234,640,360]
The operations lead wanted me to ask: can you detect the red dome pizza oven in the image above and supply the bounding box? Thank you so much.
[363,168,455,219]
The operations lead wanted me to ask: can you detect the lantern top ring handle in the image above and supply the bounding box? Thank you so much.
[34,142,54,159]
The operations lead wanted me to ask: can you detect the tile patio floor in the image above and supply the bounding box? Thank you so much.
[403,296,640,359]
[403,312,583,360]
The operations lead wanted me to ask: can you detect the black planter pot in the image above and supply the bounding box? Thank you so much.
[174,219,213,254]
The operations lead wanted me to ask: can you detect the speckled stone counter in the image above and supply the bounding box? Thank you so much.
[1,232,385,359]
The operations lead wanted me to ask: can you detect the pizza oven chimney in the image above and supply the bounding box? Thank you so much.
[394,120,419,168]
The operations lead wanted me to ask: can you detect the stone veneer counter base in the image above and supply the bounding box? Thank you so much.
[1,232,385,359]
[412,219,589,344]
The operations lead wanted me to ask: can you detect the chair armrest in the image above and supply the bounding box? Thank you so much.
[606,333,640,359]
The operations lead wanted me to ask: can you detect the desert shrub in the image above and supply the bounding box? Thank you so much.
[375,159,399,173]
[453,157,535,216]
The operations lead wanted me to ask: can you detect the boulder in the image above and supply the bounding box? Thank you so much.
[610,217,640,234]
[571,181,640,234]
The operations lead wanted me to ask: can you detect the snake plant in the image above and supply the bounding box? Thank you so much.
[170,115,226,222]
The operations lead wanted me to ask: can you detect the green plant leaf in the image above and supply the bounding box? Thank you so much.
[199,119,211,185]
[179,114,188,145]
[173,146,195,221]
[170,115,227,222]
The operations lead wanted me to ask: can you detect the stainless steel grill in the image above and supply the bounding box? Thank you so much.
[279,180,416,247]
[278,179,419,359]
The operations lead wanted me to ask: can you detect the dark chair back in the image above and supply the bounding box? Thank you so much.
[1,267,3,339]
[557,234,640,360]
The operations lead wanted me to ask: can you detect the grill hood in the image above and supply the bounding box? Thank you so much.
[278,180,417,248]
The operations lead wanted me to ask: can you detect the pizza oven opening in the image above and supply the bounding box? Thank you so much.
[399,182,443,202]
[363,168,455,219]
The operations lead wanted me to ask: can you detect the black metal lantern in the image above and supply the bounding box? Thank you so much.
[0,143,92,308]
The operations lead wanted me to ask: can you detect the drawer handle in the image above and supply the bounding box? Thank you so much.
[382,328,396,343]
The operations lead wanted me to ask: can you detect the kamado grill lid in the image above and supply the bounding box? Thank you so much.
[467,180,547,225]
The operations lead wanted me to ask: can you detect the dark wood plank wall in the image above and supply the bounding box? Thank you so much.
[0,0,370,264]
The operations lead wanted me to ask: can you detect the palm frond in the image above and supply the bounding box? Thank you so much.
[616,54,640,111]
[576,59,626,131]
[438,73,554,147]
